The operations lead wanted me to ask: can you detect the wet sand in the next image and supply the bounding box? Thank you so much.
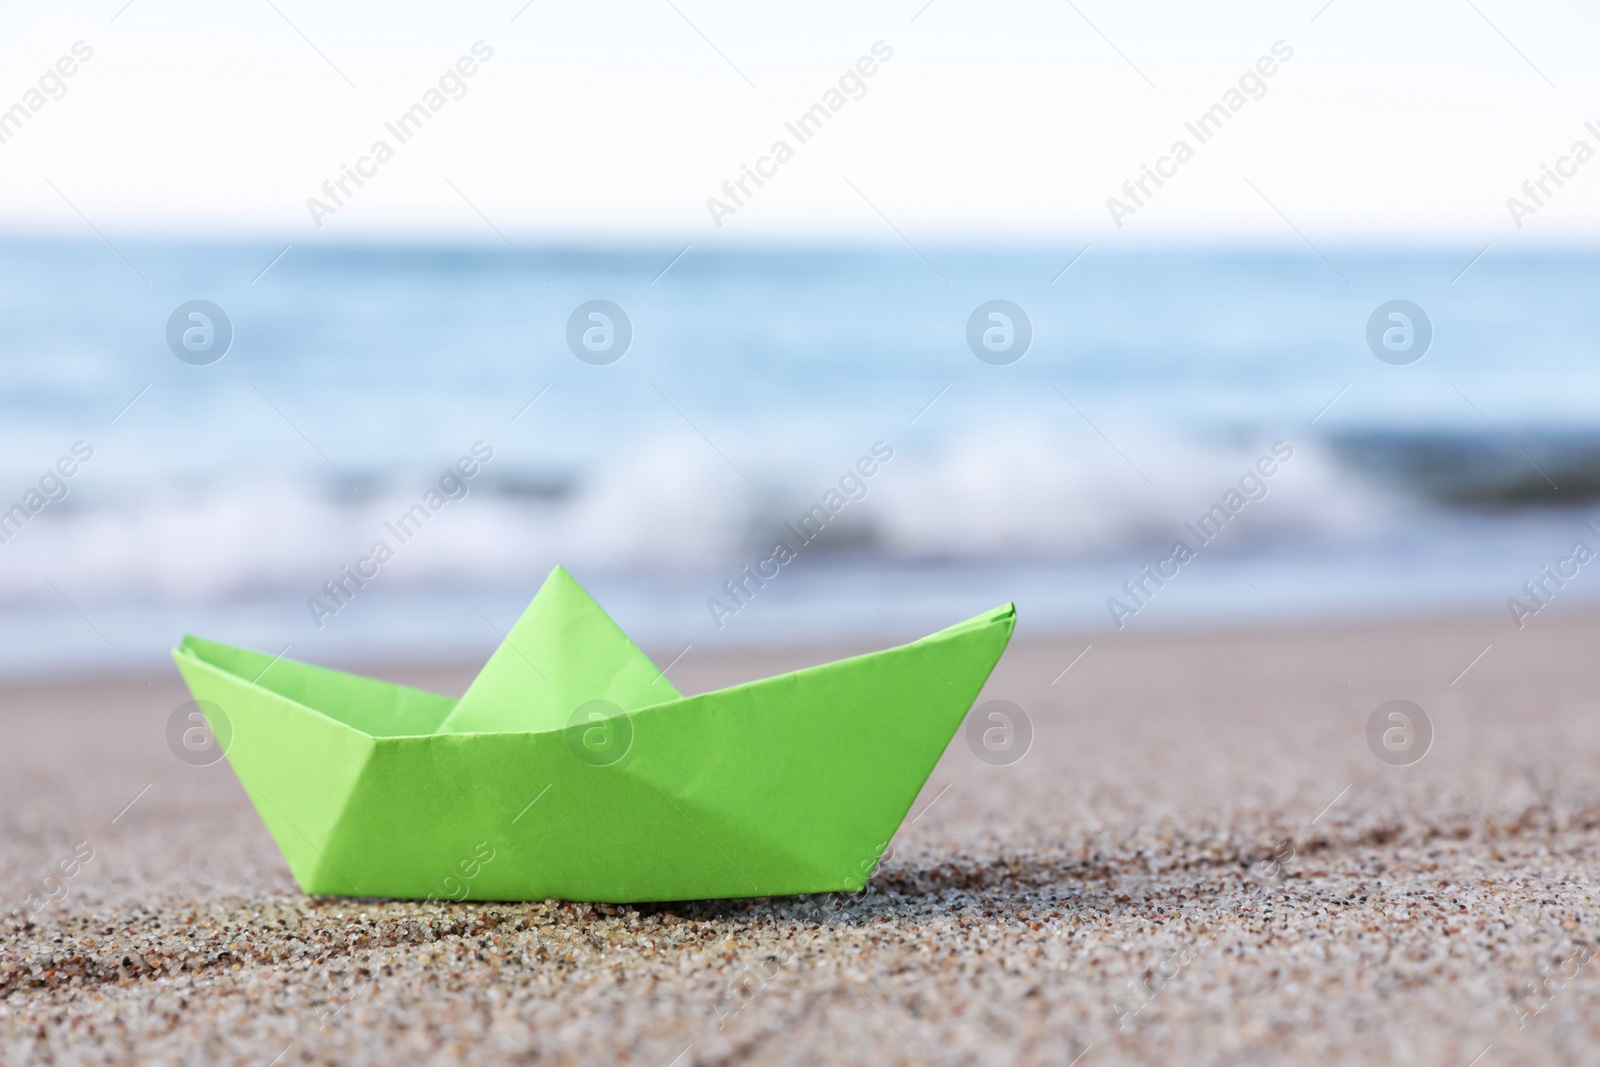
[4,613,1600,1065]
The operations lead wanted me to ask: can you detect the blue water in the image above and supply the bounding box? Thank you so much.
[3,239,1599,677]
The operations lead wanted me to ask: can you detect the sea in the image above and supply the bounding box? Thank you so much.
[2,238,1598,678]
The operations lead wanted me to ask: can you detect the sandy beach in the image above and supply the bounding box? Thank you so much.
[4,612,1599,1066]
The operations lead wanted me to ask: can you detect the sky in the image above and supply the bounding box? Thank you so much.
[1,0,1598,244]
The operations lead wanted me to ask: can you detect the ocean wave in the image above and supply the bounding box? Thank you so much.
[1327,430,1600,509]
[0,426,1410,603]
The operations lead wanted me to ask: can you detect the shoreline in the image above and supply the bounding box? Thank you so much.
[0,600,1565,697]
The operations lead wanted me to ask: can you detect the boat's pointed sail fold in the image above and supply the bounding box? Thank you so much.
[438,566,681,735]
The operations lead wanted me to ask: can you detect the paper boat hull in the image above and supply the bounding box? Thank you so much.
[174,604,1015,903]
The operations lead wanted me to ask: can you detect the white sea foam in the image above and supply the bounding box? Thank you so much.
[0,425,1399,602]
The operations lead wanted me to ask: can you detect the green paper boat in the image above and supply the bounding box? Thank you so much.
[173,567,1015,903]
